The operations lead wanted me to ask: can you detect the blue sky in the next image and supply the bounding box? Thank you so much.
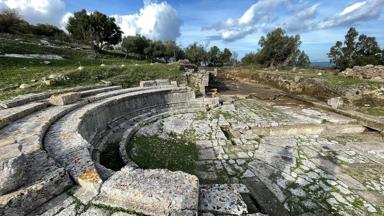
[1,0,383,61]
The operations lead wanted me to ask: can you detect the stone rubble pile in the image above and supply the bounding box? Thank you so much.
[341,64,384,81]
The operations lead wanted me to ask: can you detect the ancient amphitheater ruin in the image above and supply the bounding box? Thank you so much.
[0,77,384,216]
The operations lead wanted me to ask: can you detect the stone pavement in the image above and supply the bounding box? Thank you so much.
[131,97,384,215]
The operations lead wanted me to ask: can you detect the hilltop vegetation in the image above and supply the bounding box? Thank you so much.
[328,27,384,70]
[0,34,184,100]
[241,28,311,68]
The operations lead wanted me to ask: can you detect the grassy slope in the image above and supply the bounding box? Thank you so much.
[0,35,185,100]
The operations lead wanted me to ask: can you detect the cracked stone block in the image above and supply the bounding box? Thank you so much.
[0,167,72,215]
[93,166,199,216]
[49,92,80,106]
[0,152,27,195]
[199,184,248,215]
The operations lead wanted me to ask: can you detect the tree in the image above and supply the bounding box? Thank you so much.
[0,9,30,34]
[241,53,262,65]
[231,51,239,65]
[382,49,384,64]
[328,27,382,70]
[121,35,150,59]
[296,51,310,67]
[144,40,166,61]
[207,46,222,66]
[33,24,65,37]
[257,28,305,68]
[163,41,184,62]
[354,34,381,65]
[185,43,207,66]
[67,10,122,52]
[220,48,232,65]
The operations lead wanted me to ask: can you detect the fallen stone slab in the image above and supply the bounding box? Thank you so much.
[49,92,81,106]
[242,178,289,216]
[93,166,199,216]
[199,184,249,215]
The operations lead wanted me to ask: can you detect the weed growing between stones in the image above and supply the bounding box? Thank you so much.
[128,132,199,175]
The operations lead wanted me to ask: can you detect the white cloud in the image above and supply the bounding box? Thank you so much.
[114,1,182,41]
[204,0,285,31]
[0,0,66,25]
[283,3,320,32]
[205,0,384,42]
[203,0,288,42]
[60,12,73,31]
[316,0,384,29]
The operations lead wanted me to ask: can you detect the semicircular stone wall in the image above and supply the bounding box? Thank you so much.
[0,83,219,216]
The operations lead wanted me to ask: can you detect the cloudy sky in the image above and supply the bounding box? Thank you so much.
[1,0,383,61]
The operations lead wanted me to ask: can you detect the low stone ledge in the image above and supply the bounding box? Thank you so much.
[49,92,81,106]
[0,101,49,130]
[0,84,111,109]
[250,123,366,136]
[291,95,384,133]
[93,166,199,216]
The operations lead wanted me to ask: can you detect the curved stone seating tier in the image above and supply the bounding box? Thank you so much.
[0,86,122,130]
[0,84,113,109]
[0,85,178,215]
[44,87,195,190]
[43,87,217,215]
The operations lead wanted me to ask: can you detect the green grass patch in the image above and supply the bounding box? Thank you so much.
[127,134,198,175]
[357,107,384,116]
[0,35,185,100]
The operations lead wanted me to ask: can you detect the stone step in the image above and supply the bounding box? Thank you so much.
[0,84,112,109]
[79,86,122,98]
[27,193,77,216]
[0,101,50,129]
[0,87,166,198]
[0,103,84,196]
[0,164,72,216]
[0,86,126,129]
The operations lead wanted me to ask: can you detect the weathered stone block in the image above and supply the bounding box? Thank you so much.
[93,166,199,216]
[0,167,72,215]
[49,92,80,106]
[199,184,248,215]
[327,97,343,109]
[0,152,26,195]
